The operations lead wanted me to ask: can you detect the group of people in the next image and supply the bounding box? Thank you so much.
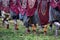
[0,0,60,36]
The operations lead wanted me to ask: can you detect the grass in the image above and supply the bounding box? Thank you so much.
[0,19,60,40]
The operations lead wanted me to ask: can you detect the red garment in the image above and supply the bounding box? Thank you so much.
[2,0,10,13]
[38,0,49,25]
[0,2,2,10]
[17,0,26,15]
[57,0,60,10]
[50,0,59,8]
[26,0,38,16]
[0,0,2,10]
[10,0,19,15]
[19,8,26,15]
[17,0,22,11]
[2,7,9,13]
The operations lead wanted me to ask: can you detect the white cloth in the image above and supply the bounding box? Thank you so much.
[54,22,60,26]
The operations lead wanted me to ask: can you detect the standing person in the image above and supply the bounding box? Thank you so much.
[38,0,50,35]
[24,0,38,33]
[1,0,10,29]
[49,0,59,31]
[49,0,60,36]
[17,0,26,21]
[10,0,19,30]
[17,0,23,21]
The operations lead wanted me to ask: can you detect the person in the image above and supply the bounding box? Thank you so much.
[38,0,50,35]
[49,0,59,30]
[10,0,19,30]
[24,0,38,33]
[49,0,60,36]
[1,0,10,29]
[17,0,26,21]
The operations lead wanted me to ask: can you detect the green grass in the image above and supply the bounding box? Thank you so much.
[0,20,60,40]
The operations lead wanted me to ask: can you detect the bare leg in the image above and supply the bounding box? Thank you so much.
[14,19,18,30]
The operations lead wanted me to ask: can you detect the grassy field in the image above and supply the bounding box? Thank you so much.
[0,19,60,40]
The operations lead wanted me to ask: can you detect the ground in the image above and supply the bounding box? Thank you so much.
[0,19,60,40]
